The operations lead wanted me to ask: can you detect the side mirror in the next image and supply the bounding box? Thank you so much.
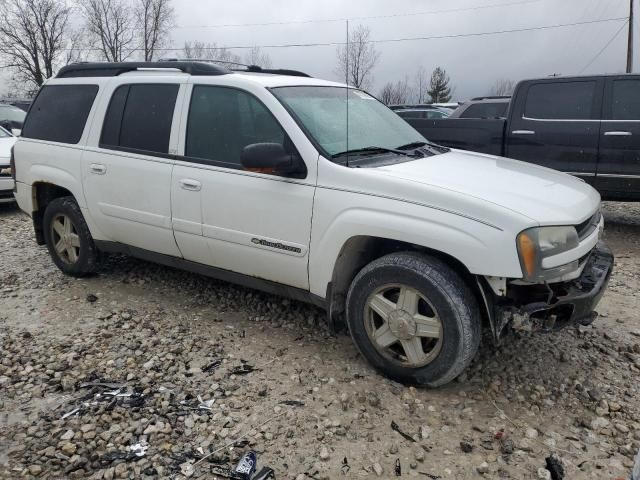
[11,128,21,137]
[241,143,305,177]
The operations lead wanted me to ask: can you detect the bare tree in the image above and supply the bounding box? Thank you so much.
[0,0,76,89]
[244,46,272,68]
[413,66,430,104]
[135,0,174,61]
[336,24,380,90]
[182,41,241,64]
[490,78,516,96]
[79,0,136,62]
[378,77,411,105]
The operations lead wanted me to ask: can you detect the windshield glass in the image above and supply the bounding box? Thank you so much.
[272,86,427,157]
[0,105,26,122]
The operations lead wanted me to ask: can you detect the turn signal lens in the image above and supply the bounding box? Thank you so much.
[517,231,537,278]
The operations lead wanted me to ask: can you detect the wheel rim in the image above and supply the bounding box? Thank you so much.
[50,214,81,264]
[364,284,443,368]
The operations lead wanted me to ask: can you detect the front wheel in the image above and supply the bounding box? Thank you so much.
[346,252,481,387]
[43,196,97,277]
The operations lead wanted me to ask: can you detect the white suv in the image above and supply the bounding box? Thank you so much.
[12,61,613,386]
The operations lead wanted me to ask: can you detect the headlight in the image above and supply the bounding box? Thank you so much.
[517,226,579,280]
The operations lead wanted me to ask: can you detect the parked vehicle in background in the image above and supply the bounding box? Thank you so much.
[12,62,612,386]
[448,96,511,119]
[390,104,451,119]
[431,102,460,110]
[8,99,32,112]
[404,74,640,201]
[0,104,26,135]
[0,127,17,203]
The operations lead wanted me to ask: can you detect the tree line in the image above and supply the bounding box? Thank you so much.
[0,1,516,102]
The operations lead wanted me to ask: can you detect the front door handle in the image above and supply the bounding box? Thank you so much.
[89,163,106,174]
[179,179,201,191]
[603,131,632,136]
[512,130,535,135]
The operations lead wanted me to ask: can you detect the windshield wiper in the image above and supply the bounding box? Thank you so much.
[332,146,418,159]
[397,140,449,153]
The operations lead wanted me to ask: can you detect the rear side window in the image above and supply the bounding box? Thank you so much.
[100,84,179,154]
[22,85,98,143]
[460,102,508,119]
[185,85,289,169]
[611,79,640,120]
[524,81,596,120]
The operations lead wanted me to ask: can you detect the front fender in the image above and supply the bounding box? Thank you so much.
[308,194,523,298]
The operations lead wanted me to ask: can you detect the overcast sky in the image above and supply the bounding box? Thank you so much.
[0,0,637,100]
[167,0,638,99]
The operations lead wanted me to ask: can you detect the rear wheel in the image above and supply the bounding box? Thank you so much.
[43,197,97,276]
[346,252,481,387]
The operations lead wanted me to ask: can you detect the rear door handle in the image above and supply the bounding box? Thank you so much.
[512,130,535,135]
[603,131,632,136]
[179,179,201,191]
[89,163,106,174]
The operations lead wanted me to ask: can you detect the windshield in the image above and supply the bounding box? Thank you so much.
[0,105,26,122]
[272,86,427,158]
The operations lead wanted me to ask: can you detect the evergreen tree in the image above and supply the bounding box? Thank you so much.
[427,67,453,103]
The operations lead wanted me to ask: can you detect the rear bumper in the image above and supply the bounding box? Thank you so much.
[498,242,614,332]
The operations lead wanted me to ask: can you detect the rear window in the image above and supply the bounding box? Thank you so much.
[397,110,423,119]
[524,81,596,120]
[611,79,640,120]
[22,85,98,143]
[460,102,508,119]
[101,84,179,155]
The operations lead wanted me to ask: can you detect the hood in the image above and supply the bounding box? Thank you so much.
[374,149,600,225]
[0,136,17,163]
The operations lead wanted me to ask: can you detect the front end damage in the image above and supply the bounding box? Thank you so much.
[481,242,614,342]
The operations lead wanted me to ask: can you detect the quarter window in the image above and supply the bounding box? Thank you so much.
[22,85,98,144]
[524,81,596,120]
[460,102,508,119]
[100,84,179,154]
[186,85,291,169]
[611,79,640,120]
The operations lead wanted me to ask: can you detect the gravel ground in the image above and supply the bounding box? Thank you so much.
[1,202,639,480]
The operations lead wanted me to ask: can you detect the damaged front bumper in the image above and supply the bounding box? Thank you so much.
[493,241,614,337]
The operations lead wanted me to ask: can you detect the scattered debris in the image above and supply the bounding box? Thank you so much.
[418,473,442,480]
[201,359,223,373]
[129,443,148,457]
[230,364,256,375]
[341,457,350,475]
[232,450,257,479]
[545,455,564,480]
[278,400,305,407]
[86,294,98,303]
[460,440,474,453]
[252,466,276,480]
[395,458,401,476]
[391,421,417,443]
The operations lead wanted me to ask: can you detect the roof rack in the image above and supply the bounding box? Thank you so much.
[56,61,230,78]
[470,95,511,101]
[161,58,311,77]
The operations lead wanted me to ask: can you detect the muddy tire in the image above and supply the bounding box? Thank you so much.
[43,196,97,277]
[346,252,481,387]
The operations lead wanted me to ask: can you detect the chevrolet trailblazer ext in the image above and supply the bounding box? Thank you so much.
[11,62,613,386]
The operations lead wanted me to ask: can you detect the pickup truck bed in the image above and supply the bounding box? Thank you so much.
[405,74,640,202]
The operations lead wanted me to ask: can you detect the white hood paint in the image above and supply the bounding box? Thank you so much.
[374,150,601,225]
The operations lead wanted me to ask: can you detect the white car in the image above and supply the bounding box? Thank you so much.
[0,127,17,203]
[12,62,613,386]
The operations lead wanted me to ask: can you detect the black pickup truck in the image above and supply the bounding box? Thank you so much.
[405,74,640,201]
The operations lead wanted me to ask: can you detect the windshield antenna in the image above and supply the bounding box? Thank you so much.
[345,19,349,168]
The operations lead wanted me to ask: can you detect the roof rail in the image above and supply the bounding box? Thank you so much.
[470,95,511,101]
[161,58,311,78]
[56,61,230,78]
